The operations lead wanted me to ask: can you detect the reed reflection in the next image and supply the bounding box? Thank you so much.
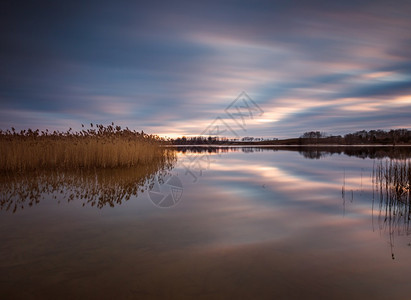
[373,159,411,259]
[0,152,176,213]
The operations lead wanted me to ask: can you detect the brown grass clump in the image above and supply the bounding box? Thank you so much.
[0,123,172,172]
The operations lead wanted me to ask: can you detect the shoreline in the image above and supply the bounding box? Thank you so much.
[164,144,411,147]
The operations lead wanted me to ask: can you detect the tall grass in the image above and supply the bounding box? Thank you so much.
[0,124,170,171]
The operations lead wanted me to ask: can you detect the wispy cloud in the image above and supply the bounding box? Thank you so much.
[1,0,410,137]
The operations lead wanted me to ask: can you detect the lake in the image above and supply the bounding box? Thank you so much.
[1,146,411,299]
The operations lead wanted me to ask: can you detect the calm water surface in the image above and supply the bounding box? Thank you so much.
[1,147,411,299]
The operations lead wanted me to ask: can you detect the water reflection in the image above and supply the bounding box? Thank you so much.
[0,155,176,212]
[174,145,411,159]
[2,146,411,213]
[2,147,411,298]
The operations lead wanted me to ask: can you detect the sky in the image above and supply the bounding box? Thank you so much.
[1,0,411,139]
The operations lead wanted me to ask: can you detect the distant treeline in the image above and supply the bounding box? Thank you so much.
[172,129,411,145]
[298,129,411,145]
[172,136,227,145]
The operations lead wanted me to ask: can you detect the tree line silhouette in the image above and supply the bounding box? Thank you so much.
[172,129,411,145]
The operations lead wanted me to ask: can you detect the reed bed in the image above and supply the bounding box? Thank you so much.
[0,124,171,172]
[374,159,411,208]
[373,159,411,259]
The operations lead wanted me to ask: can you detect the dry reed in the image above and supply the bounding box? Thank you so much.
[373,159,411,259]
[0,123,172,172]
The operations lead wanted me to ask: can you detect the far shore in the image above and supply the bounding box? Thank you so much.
[164,144,411,147]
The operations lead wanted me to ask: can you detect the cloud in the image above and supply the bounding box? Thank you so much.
[1,0,411,137]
